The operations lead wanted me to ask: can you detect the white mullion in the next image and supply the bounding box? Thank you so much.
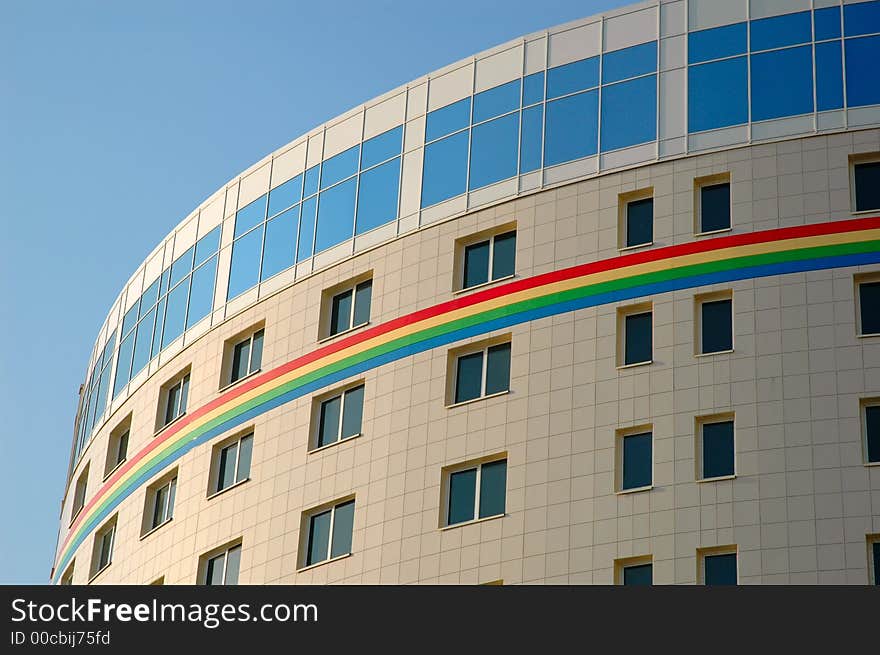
[337,390,346,441]
[326,505,337,561]
[480,347,489,397]
[220,551,228,585]
[473,465,482,521]
[349,284,357,330]
[487,235,495,282]
[232,437,241,484]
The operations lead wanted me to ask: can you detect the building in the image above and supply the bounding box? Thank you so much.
[53,0,880,586]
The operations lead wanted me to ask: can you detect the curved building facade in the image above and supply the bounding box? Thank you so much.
[54,0,880,585]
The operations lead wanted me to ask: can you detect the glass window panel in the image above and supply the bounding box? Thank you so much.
[463,240,490,289]
[844,0,880,37]
[315,177,356,253]
[234,195,267,239]
[873,542,880,585]
[303,165,319,197]
[622,431,652,490]
[688,57,748,132]
[320,145,359,189]
[520,105,543,173]
[751,46,813,121]
[251,330,263,372]
[194,226,221,265]
[162,279,189,349]
[421,131,469,207]
[330,500,355,559]
[469,112,519,190]
[318,395,342,447]
[180,375,189,414]
[165,383,181,426]
[94,365,112,422]
[815,41,844,111]
[116,431,129,465]
[361,126,403,169]
[860,281,880,334]
[700,182,730,232]
[307,510,331,565]
[152,484,168,528]
[297,196,317,261]
[425,97,471,142]
[331,289,353,336]
[602,41,656,84]
[99,529,113,569]
[151,297,166,359]
[355,157,399,234]
[236,435,252,481]
[705,553,737,585]
[485,342,511,396]
[227,227,263,300]
[169,246,194,287]
[353,280,372,327]
[492,231,516,280]
[478,460,507,518]
[131,308,155,377]
[205,553,224,585]
[750,11,811,51]
[102,333,116,366]
[224,546,240,585]
[455,351,484,404]
[448,468,477,525]
[261,208,298,280]
[267,174,302,217]
[341,385,364,439]
[544,90,599,165]
[522,71,544,105]
[160,267,171,297]
[624,311,652,365]
[140,278,160,313]
[701,299,733,353]
[845,35,880,107]
[473,78,520,123]
[703,420,735,478]
[546,56,599,99]
[626,197,653,247]
[688,22,747,64]
[187,256,216,328]
[623,563,653,585]
[600,74,657,151]
[231,339,250,383]
[122,301,139,336]
[814,6,841,41]
[218,442,238,491]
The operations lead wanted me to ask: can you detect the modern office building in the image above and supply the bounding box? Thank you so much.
[53,0,880,585]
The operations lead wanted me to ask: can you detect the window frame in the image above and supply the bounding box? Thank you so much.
[157,369,190,432]
[209,431,254,497]
[695,412,737,481]
[849,152,880,214]
[446,336,512,407]
[859,398,880,466]
[318,273,374,342]
[615,425,654,494]
[614,554,653,585]
[60,561,75,586]
[229,328,264,386]
[70,463,90,524]
[616,302,653,368]
[310,382,366,452]
[868,534,880,586]
[298,496,357,571]
[854,273,880,338]
[618,187,654,251]
[695,290,734,356]
[693,172,732,236]
[89,515,117,581]
[141,469,178,537]
[440,455,508,529]
[453,224,517,294]
[200,541,242,585]
[104,415,132,480]
[697,545,738,586]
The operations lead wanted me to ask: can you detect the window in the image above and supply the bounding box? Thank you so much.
[229,328,264,385]
[853,157,880,212]
[90,516,117,579]
[104,416,131,478]
[870,536,880,585]
[697,414,736,480]
[617,304,652,367]
[143,471,177,535]
[202,543,241,585]
[619,189,653,249]
[615,555,652,586]
[616,427,652,492]
[313,384,364,450]
[856,275,880,336]
[457,229,516,291]
[302,498,356,568]
[695,174,731,234]
[211,433,253,494]
[861,400,880,465]
[60,561,75,586]
[443,457,507,527]
[329,280,372,337]
[71,464,89,522]
[160,371,189,429]
[699,547,737,585]
[448,339,511,405]
[696,291,733,355]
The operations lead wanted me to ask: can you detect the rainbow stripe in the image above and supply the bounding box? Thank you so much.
[53,215,880,582]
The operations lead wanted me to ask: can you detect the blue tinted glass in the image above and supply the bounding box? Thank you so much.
[303,165,319,197]
[448,468,476,524]
[520,105,543,173]
[703,420,735,478]
[320,145,359,189]
[94,366,112,423]
[623,563,653,586]
[425,97,471,142]
[194,226,220,264]
[547,56,599,99]
[874,542,880,585]
[602,41,656,84]
[261,208,298,280]
[315,177,356,253]
[469,113,519,190]
[140,278,160,313]
[844,0,880,36]
[751,46,813,121]
[701,298,733,353]
[297,196,317,261]
[523,71,544,105]
[169,246,194,286]
[187,256,216,327]
[421,131,469,207]
[122,301,139,335]
[845,35,880,107]
[478,460,506,518]
[455,352,484,404]
[267,174,302,217]
[485,342,511,395]
[866,405,880,462]
[307,510,331,565]
[688,57,748,132]
[544,90,599,165]
[473,79,521,123]
[160,268,170,297]
[101,333,116,366]
[330,500,355,558]
[600,75,656,151]
[341,386,364,438]
[816,40,844,111]
[161,278,189,348]
[234,194,267,238]
[113,333,134,397]
[624,311,652,365]
[227,227,263,300]
[356,158,399,234]
[131,309,155,376]
[622,432,652,490]
[814,6,841,40]
[705,553,737,585]
[361,126,402,169]
[750,11,811,51]
[688,22,747,64]
[151,297,165,359]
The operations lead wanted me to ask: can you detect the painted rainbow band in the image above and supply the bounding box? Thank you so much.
[53,215,880,582]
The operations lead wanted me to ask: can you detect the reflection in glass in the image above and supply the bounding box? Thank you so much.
[315,177,356,253]
[227,227,263,300]
[544,90,598,165]
[421,131,469,207]
[469,113,519,190]
[356,158,399,234]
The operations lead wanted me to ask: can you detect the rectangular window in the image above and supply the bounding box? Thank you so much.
[148,476,176,532]
[230,329,264,384]
[619,190,653,249]
[161,372,189,428]
[697,414,735,480]
[688,57,748,133]
[449,340,511,405]
[615,555,653,586]
[853,158,880,213]
[599,74,657,152]
[699,547,737,585]
[444,458,507,527]
[870,536,880,585]
[303,498,356,567]
[696,291,733,355]
[90,516,117,579]
[213,433,253,494]
[861,400,880,465]
[695,174,731,234]
[459,229,516,291]
[314,384,365,449]
[618,304,652,367]
[328,280,372,338]
[203,543,241,585]
[103,416,132,479]
[544,89,599,165]
[616,427,652,492]
[71,464,89,522]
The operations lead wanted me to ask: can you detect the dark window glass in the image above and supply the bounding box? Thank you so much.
[478,460,507,518]
[522,71,544,105]
[267,174,302,217]
[866,405,880,464]
[330,289,353,336]
[237,435,252,481]
[544,90,599,165]
[750,46,814,122]
[622,432,652,490]
[626,197,653,247]
[873,542,880,585]
[97,528,114,570]
[353,280,372,328]
[425,97,471,142]
[814,6,841,41]
[485,343,511,396]
[455,352,484,404]
[318,395,341,448]
[624,311,652,365]
[448,468,477,525]
[341,385,364,439]
[307,510,331,566]
[492,231,516,280]
[623,563,653,586]
[602,41,656,84]
[688,22,747,64]
[520,105,543,173]
[165,383,180,426]
[217,442,238,491]
[115,431,129,467]
[261,208,298,280]
[463,240,490,289]
[473,79,520,123]
[330,500,355,559]
[224,546,240,585]
[844,35,880,108]
[701,298,733,353]
[815,41,844,111]
[152,484,167,528]
[844,0,880,37]
[750,10,811,51]
[854,163,880,212]
[688,57,748,133]
[231,338,250,383]
[361,126,402,169]
[700,182,731,233]
[547,57,599,99]
[205,553,224,585]
[703,420,735,478]
[704,553,737,585]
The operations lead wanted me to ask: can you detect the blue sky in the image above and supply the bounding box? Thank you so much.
[0,0,626,584]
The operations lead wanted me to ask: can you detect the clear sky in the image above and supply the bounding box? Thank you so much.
[0,0,627,584]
